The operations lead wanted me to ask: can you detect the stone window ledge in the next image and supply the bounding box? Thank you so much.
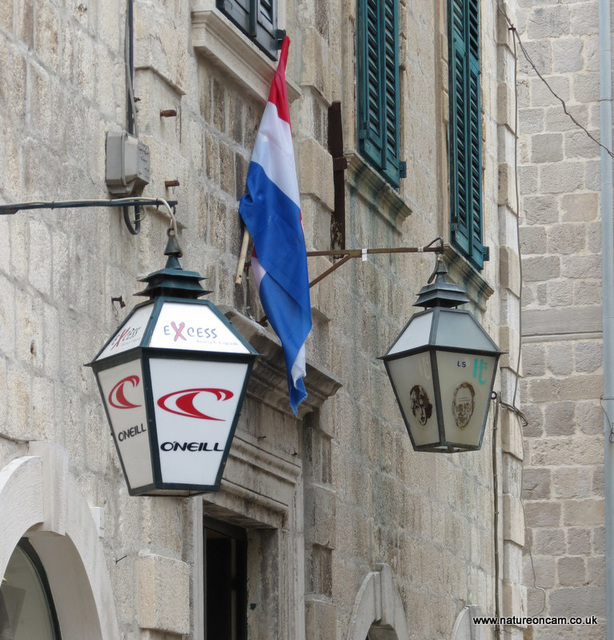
[443,244,494,312]
[191,9,301,104]
[346,151,413,230]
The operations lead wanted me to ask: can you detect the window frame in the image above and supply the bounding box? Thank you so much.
[448,0,487,270]
[356,0,406,188]
[216,0,283,60]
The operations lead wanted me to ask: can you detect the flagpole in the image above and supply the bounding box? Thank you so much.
[235,227,251,285]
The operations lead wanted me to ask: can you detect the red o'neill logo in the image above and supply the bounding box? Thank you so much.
[109,376,142,409]
[156,388,234,421]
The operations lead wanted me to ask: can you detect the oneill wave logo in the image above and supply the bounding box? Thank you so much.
[109,376,142,409]
[156,388,234,421]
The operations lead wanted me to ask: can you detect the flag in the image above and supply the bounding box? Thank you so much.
[239,36,312,414]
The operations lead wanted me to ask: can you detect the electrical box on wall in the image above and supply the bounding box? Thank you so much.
[105,131,150,196]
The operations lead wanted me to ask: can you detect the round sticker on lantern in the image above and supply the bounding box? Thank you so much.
[451,382,475,429]
[410,385,433,427]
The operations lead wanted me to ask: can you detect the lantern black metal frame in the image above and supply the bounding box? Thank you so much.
[88,231,259,495]
[380,258,503,453]
[91,309,257,495]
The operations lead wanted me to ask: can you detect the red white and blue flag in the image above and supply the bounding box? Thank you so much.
[239,37,312,414]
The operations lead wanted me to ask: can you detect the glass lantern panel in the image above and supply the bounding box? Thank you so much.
[96,359,153,490]
[435,350,498,447]
[386,313,433,356]
[97,304,154,360]
[385,351,440,447]
[149,358,250,487]
[434,310,498,351]
[148,302,251,354]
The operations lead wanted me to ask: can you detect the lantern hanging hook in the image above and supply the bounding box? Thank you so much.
[422,238,446,284]
[427,254,447,284]
[158,199,183,258]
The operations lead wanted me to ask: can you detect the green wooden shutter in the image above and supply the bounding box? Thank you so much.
[357,0,405,188]
[448,0,486,269]
[217,0,280,59]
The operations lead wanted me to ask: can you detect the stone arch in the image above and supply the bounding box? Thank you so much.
[346,564,410,640]
[450,605,494,640]
[0,441,120,640]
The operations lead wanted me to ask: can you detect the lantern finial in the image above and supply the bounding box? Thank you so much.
[413,257,470,309]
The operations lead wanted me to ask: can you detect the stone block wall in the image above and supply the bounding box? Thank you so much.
[517,0,606,637]
[0,0,520,638]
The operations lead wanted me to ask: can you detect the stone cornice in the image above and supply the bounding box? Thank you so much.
[346,151,413,231]
[222,307,342,418]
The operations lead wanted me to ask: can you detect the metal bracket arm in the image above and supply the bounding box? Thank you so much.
[306,239,445,289]
[256,238,445,325]
[0,198,178,216]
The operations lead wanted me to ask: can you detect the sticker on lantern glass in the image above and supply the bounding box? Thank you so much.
[149,303,251,354]
[436,351,497,447]
[98,305,153,360]
[386,352,440,446]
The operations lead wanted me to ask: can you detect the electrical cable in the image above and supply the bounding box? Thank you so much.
[125,0,138,139]
[497,2,614,160]
[0,432,31,444]
[123,0,142,234]
[491,393,502,640]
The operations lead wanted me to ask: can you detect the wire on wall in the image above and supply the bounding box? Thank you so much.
[123,0,142,234]
[497,1,614,160]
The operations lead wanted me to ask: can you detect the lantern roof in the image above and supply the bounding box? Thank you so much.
[135,231,212,300]
[385,259,502,359]
[385,308,502,358]
[92,233,257,363]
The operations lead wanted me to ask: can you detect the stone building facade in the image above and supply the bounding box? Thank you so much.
[0,1,524,639]
[516,1,607,638]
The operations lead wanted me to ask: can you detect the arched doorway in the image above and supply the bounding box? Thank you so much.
[346,564,410,640]
[0,539,62,639]
[0,442,120,640]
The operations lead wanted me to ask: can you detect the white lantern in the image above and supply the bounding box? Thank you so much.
[89,235,258,495]
[381,259,502,452]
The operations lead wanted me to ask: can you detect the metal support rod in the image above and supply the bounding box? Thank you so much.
[255,239,445,325]
[328,101,347,250]
[307,254,354,289]
[0,199,178,216]
[306,244,444,260]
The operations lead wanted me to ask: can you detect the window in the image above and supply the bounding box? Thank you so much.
[217,0,283,59]
[204,519,247,640]
[357,0,406,188]
[0,539,62,640]
[448,0,487,270]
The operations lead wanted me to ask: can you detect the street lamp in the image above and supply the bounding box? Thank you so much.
[88,231,258,495]
[381,258,502,452]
